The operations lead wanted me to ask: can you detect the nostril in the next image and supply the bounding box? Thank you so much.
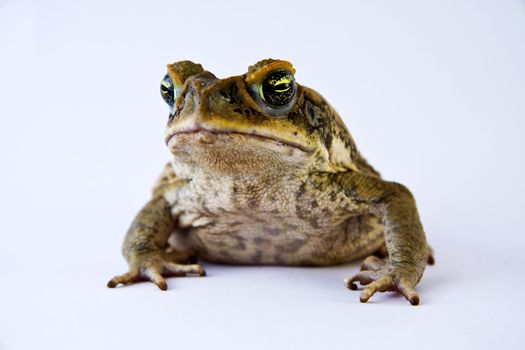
[216,83,239,105]
[219,90,231,103]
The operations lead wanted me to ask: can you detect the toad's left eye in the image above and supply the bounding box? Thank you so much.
[160,74,175,107]
[260,70,296,108]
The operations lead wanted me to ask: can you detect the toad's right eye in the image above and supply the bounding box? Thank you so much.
[160,74,175,107]
[260,69,296,108]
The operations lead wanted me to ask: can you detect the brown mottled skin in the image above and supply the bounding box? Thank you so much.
[107,59,434,305]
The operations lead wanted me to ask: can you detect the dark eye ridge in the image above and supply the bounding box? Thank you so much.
[261,70,296,107]
[160,74,175,106]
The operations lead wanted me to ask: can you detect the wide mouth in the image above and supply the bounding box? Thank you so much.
[165,124,314,153]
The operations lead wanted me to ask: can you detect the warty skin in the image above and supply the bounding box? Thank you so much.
[107,59,434,305]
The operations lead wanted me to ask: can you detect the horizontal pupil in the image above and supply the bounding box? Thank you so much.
[273,83,290,92]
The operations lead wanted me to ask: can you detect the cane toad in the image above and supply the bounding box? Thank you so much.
[107,59,434,305]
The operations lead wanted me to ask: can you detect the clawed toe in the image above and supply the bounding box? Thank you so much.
[359,275,393,303]
[107,262,206,290]
[145,266,168,290]
[345,264,421,306]
[107,268,141,288]
[345,270,379,290]
[163,262,206,277]
[397,281,420,305]
[427,246,435,265]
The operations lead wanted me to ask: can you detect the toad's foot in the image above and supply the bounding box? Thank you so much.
[344,256,421,305]
[107,253,205,290]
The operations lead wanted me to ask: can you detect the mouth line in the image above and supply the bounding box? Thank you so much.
[165,124,313,153]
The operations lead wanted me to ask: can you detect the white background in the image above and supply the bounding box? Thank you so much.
[1,0,524,349]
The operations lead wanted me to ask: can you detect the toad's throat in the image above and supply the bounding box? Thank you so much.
[166,124,313,153]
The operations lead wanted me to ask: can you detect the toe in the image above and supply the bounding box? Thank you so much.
[360,282,378,302]
[106,279,118,288]
[145,267,168,290]
[359,276,392,303]
[107,269,140,288]
[427,246,435,265]
[193,264,207,276]
[398,279,420,306]
[345,270,379,290]
[164,262,206,277]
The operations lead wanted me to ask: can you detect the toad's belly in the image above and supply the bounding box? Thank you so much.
[177,213,385,266]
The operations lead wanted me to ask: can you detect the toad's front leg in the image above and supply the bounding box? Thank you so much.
[107,196,205,290]
[328,172,429,305]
